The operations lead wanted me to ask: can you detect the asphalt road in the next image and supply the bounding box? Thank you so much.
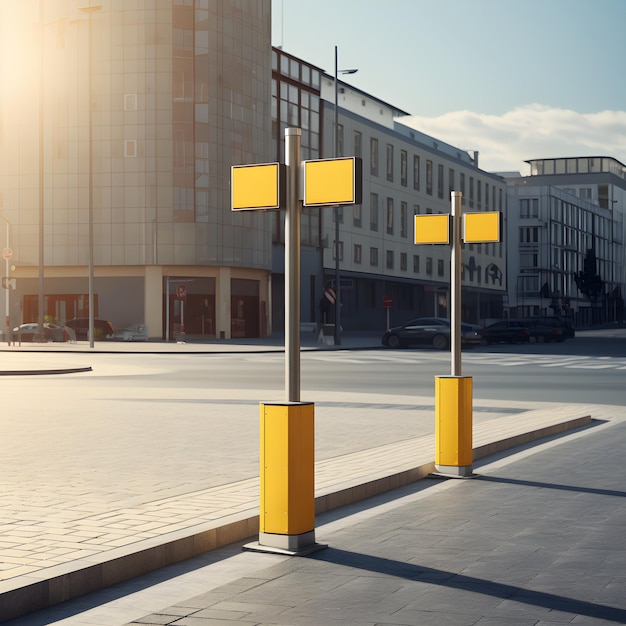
[29,333,619,407]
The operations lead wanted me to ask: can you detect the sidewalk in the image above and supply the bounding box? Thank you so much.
[5,403,624,626]
[0,333,622,623]
[126,412,626,626]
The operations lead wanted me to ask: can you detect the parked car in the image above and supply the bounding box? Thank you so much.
[382,317,482,350]
[526,316,575,340]
[12,322,76,343]
[65,317,114,341]
[113,323,148,341]
[522,317,565,343]
[479,320,530,345]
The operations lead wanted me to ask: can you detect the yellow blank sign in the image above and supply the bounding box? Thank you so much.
[463,212,501,243]
[303,157,362,206]
[231,163,283,210]
[414,214,450,244]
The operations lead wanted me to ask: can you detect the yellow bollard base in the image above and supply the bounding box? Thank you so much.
[435,375,473,474]
[432,465,477,478]
[243,531,327,556]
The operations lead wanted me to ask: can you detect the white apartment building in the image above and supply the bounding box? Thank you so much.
[317,75,508,330]
[505,157,625,325]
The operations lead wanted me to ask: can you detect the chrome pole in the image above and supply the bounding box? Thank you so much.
[285,128,301,402]
[451,191,462,376]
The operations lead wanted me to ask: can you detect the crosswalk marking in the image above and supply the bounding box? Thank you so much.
[236,350,626,372]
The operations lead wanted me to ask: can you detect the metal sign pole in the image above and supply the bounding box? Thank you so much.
[285,128,302,402]
[451,191,462,376]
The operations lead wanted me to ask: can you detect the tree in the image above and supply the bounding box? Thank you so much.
[574,248,604,303]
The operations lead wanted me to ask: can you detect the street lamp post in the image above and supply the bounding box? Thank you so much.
[0,216,10,343]
[79,4,101,348]
[333,46,357,346]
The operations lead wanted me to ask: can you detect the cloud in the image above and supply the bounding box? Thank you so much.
[400,105,626,174]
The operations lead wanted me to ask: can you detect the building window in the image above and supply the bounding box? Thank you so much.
[448,168,455,195]
[438,259,444,277]
[386,250,394,269]
[353,131,362,158]
[333,240,344,261]
[400,202,408,238]
[520,198,539,218]
[426,160,433,195]
[386,197,394,235]
[460,172,465,197]
[485,183,489,208]
[370,193,379,231]
[354,243,362,264]
[413,155,420,190]
[426,257,433,275]
[413,254,420,273]
[477,180,482,207]
[519,226,539,243]
[370,247,378,266]
[469,177,474,208]
[400,150,407,186]
[400,252,407,271]
[386,144,394,181]
[353,204,362,227]
[437,164,444,199]
[520,251,538,267]
[370,138,379,176]
[125,139,137,158]
[124,93,137,111]
[337,124,344,156]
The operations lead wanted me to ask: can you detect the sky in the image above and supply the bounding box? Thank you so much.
[271,0,626,174]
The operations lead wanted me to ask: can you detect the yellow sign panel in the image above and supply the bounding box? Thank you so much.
[303,157,363,207]
[414,214,451,245]
[231,163,283,210]
[463,211,501,243]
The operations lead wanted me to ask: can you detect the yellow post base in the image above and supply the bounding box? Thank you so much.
[435,376,474,477]
[249,401,324,555]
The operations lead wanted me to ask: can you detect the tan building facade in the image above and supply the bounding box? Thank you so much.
[0,0,272,339]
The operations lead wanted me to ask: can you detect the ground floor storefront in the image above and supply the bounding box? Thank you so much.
[4,265,271,341]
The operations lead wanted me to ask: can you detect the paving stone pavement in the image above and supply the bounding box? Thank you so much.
[119,413,626,626]
[0,332,623,624]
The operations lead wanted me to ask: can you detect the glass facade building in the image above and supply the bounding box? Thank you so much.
[0,0,272,339]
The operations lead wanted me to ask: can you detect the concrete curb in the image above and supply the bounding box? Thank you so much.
[0,413,592,622]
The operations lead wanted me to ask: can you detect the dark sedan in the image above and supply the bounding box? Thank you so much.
[382,317,482,350]
[479,320,530,345]
[65,317,115,341]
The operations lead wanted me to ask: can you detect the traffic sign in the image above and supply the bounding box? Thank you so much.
[324,288,336,304]
[302,157,363,207]
[2,248,12,260]
[1,277,15,290]
[414,214,450,245]
[231,162,285,210]
[383,295,393,308]
[176,285,186,299]
[463,211,501,243]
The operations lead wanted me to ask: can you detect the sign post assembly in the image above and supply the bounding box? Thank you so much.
[414,192,501,477]
[232,128,362,555]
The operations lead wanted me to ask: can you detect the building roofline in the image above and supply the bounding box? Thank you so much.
[525,156,626,168]
[321,71,411,118]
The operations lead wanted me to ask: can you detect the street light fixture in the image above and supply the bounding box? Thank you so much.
[333,46,357,346]
[79,4,102,348]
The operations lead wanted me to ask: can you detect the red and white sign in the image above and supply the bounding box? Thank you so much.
[324,288,336,304]
[176,285,187,299]
[2,248,12,260]
[383,295,393,308]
